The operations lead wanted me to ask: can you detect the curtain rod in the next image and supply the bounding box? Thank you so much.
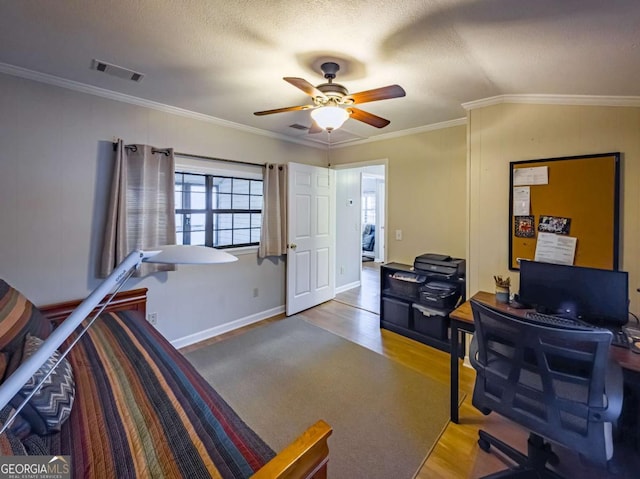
[175,151,266,168]
[113,142,265,168]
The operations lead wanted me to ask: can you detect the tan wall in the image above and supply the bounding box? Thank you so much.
[330,125,467,265]
[468,103,640,315]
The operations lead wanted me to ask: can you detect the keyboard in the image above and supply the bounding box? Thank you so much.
[524,311,630,349]
[609,328,631,349]
[524,311,591,329]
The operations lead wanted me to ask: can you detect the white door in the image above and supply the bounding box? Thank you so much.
[286,162,335,315]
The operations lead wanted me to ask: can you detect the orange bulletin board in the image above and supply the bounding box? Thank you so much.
[509,153,620,271]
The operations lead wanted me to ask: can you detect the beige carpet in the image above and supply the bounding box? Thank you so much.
[185,316,456,479]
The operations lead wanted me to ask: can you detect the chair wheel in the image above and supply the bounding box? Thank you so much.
[478,437,491,452]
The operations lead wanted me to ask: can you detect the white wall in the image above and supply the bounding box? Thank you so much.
[335,169,362,289]
[0,73,326,344]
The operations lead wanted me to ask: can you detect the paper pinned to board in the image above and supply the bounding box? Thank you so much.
[513,187,530,215]
[534,232,577,265]
[513,166,548,186]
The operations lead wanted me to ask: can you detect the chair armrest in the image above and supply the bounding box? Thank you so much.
[469,335,481,371]
[602,360,624,423]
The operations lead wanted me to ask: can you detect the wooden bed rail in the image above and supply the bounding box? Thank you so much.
[252,419,332,479]
[38,287,148,323]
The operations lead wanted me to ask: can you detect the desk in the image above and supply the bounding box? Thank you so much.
[449,291,640,424]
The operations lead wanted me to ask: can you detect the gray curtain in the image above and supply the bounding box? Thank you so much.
[258,163,287,258]
[100,139,176,277]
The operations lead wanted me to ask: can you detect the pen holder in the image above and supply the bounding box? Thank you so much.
[495,286,510,303]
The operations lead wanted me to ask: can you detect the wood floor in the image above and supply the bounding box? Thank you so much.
[333,261,380,314]
[298,300,505,478]
[183,266,640,478]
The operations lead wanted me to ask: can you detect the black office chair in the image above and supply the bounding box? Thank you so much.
[469,300,623,478]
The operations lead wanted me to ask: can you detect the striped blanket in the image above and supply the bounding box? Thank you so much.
[47,311,275,478]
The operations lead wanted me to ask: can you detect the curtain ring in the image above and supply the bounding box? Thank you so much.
[278,166,283,171]
[269,164,274,169]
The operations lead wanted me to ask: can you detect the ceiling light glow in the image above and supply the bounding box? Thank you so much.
[310,106,349,131]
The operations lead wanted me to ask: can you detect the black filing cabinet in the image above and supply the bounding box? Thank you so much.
[380,262,465,353]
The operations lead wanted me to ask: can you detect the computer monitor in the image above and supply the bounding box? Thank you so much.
[518,260,629,326]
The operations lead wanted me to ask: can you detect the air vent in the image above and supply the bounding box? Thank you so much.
[289,123,309,131]
[90,59,145,83]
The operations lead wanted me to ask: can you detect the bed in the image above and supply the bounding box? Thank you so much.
[0,281,331,478]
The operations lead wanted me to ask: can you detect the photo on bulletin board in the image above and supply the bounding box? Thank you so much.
[514,216,535,238]
[508,152,620,271]
[538,215,571,235]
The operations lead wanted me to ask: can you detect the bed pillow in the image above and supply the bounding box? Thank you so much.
[0,279,52,353]
[10,334,75,435]
[1,353,33,439]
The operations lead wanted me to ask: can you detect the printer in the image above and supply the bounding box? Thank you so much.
[419,281,461,309]
[414,253,465,310]
[413,253,466,279]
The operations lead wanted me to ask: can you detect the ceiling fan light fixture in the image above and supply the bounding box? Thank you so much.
[310,106,349,131]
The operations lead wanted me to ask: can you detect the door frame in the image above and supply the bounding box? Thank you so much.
[331,159,388,286]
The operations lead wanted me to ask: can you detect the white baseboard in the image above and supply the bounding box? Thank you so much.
[335,281,361,294]
[171,305,285,349]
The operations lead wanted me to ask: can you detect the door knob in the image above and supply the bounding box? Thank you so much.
[289,243,297,250]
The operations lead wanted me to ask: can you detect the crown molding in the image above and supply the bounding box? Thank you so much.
[0,62,326,150]
[10,62,634,150]
[0,62,469,150]
[329,117,468,149]
[462,93,640,110]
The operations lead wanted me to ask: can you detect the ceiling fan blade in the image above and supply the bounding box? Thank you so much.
[254,105,314,116]
[308,121,323,134]
[346,85,406,104]
[348,107,391,128]
[284,77,327,99]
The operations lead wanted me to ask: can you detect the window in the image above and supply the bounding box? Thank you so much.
[175,172,263,249]
[362,191,376,226]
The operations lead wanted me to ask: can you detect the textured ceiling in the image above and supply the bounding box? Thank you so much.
[1,0,640,147]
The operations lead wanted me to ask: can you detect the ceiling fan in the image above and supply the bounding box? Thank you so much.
[254,62,406,133]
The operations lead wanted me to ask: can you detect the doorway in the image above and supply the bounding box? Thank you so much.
[361,169,385,263]
[333,161,387,314]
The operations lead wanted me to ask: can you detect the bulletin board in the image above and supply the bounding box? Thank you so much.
[508,152,620,271]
